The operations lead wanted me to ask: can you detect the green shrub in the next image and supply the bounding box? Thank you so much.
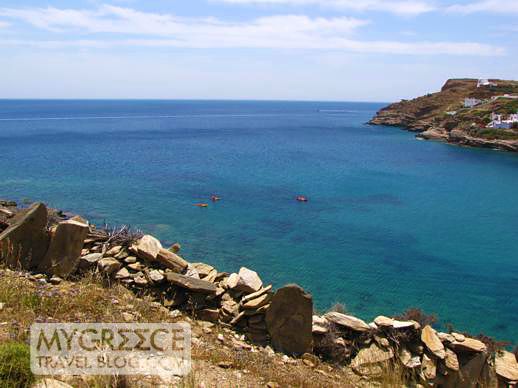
[0,342,35,388]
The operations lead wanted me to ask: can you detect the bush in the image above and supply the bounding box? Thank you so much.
[0,342,35,388]
[395,308,437,327]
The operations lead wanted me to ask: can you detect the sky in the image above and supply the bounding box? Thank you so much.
[0,0,517,101]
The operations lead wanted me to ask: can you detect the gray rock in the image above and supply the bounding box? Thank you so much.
[97,257,121,275]
[166,272,217,294]
[148,269,164,283]
[134,235,162,261]
[351,343,394,377]
[0,202,49,269]
[156,248,189,272]
[234,267,263,294]
[79,253,102,270]
[324,312,370,333]
[39,219,88,277]
[265,284,313,356]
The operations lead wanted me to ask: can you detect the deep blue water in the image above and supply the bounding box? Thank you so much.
[1,100,517,344]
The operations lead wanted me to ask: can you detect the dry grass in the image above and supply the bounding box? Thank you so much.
[0,268,413,387]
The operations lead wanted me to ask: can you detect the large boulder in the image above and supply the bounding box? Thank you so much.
[265,284,313,356]
[0,203,49,269]
[135,235,162,261]
[38,220,88,277]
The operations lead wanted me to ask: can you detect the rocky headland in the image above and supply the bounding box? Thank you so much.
[0,199,517,387]
[369,78,518,152]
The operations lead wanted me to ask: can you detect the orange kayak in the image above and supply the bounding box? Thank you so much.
[194,203,209,208]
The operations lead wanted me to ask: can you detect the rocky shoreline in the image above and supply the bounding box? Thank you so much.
[1,199,517,387]
[369,78,518,152]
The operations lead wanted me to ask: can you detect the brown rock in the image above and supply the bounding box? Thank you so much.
[495,351,518,382]
[324,312,370,333]
[421,325,446,359]
[97,257,121,275]
[242,292,271,309]
[166,272,217,294]
[78,253,102,270]
[156,248,189,272]
[241,285,272,304]
[135,235,162,261]
[449,337,487,353]
[445,348,460,371]
[421,353,437,380]
[0,202,49,269]
[39,219,88,277]
[265,284,313,356]
[351,343,394,377]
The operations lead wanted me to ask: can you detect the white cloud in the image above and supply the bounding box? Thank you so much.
[0,4,504,56]
[215,0,436,15]
[0,21,9,28]
[448,0,518,13]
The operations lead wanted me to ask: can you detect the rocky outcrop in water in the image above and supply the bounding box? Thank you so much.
[370,78,518,152]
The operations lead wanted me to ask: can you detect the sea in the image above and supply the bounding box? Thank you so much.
[0,99,517,344]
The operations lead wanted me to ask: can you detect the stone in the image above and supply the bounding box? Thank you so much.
[115,267,131,279]
[148,269,164,283]
[39,219,88,277]
[166,272,217,294]
[324,312,370,333]
[399,348,421,369]
[79,253,102,270]
[437,332,455,343]
[241,285,272,304]
[242,292,271,309]
[458,352,487,386]
[134,275,148,287]
[312,315,329,334]
[351,343,394,377]
[184,266,199,280]
[451,332,465,342]
[49,276,62,285]
[421,325,445,359]
[124,256,137,264]
[197,308,219,323]
[226,273,240,288]
[135,235,162,261]
[421,354,437,380]
[97,257,121,275]
[105,245,122,256]
[156,248,189,272]
[265,284,313,356]
[302,353,319,368]
[0,202,49,269]
[449,337,487,353]
[495,351,518,382]
[234,267,263,294]
[127,262,144,271]
[33,378,74,388]
[192,262,215,278]
[445,348,459,371]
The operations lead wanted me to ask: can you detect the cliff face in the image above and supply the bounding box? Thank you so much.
[369,79,518,152]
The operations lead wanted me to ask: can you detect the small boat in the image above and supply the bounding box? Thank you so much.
[211,195,221,202]
[194,203,208,208]
[296,195,308,202]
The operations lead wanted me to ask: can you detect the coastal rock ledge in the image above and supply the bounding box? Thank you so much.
[369,78,518,152]
[0,199,517,387]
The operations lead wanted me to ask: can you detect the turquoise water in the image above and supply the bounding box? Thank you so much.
[0,100,517,344]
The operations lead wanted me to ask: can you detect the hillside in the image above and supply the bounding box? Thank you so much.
[369,79,518,151]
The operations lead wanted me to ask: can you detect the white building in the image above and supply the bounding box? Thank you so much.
[477,79,497,88]
[464,98,482,108]
[487,112,518,129]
